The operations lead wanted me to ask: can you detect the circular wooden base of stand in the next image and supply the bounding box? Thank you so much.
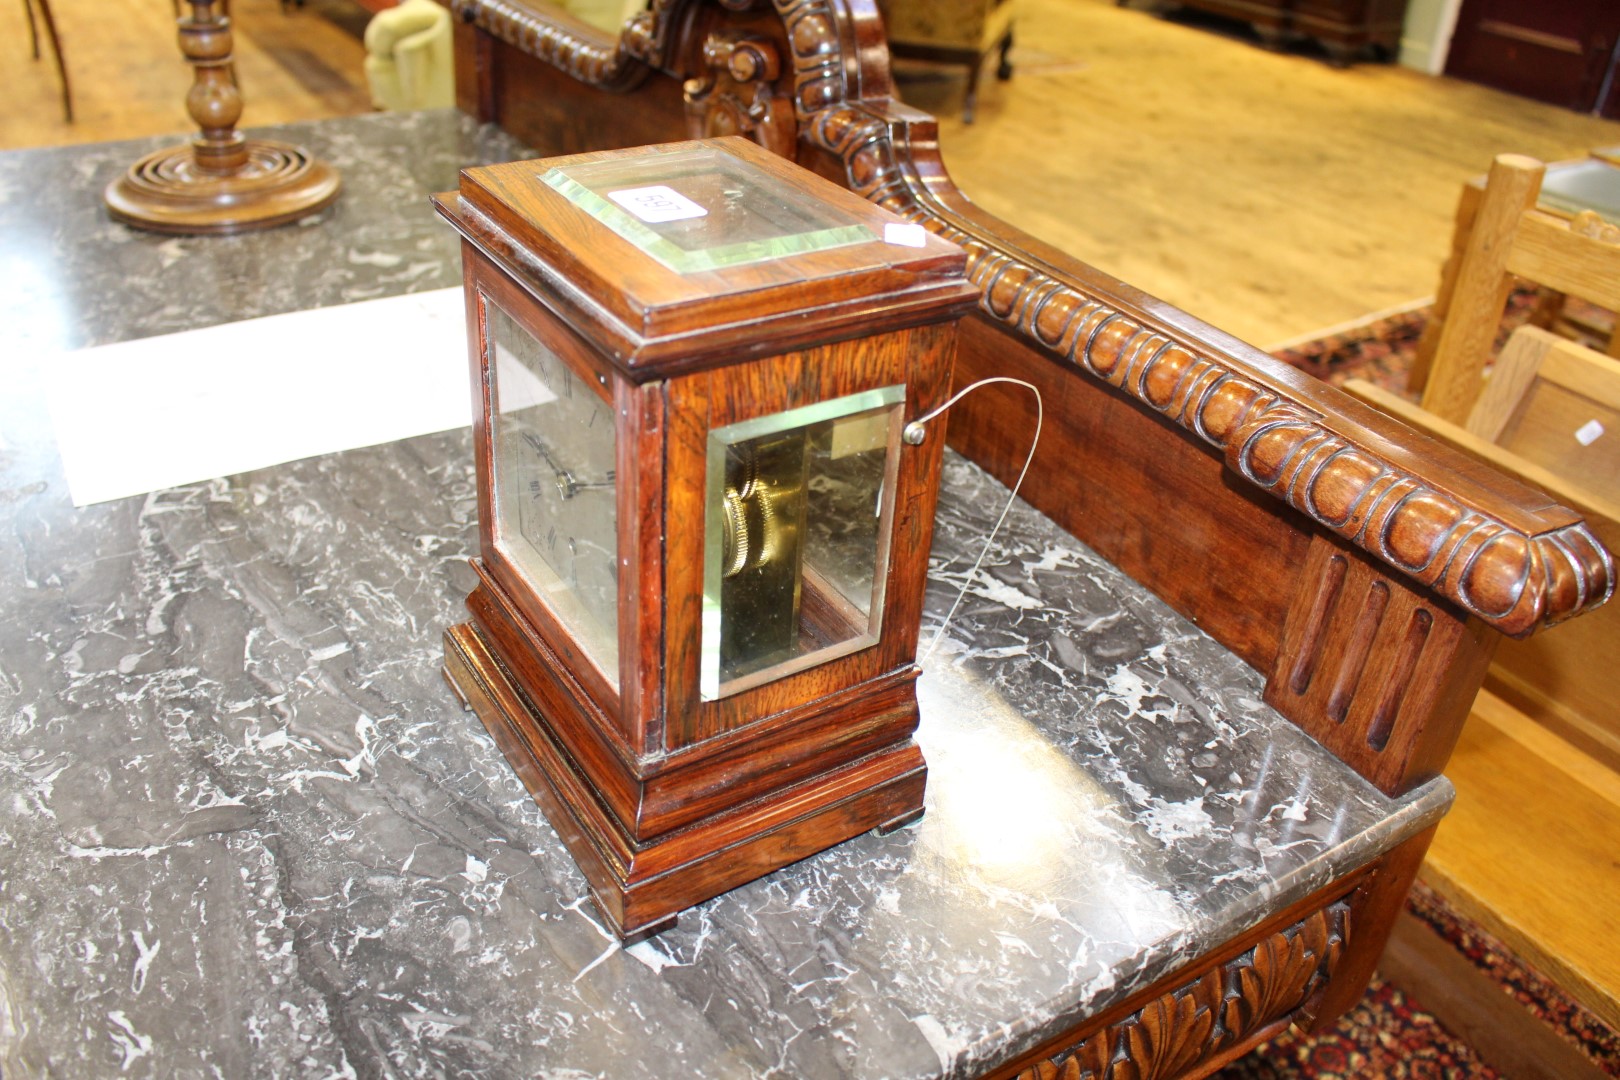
[105,138,342,235]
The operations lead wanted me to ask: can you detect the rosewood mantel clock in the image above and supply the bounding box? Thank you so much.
[434,137,976,939]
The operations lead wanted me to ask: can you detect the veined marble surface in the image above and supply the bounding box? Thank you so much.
[1,109,525,355]
[0,112,1450,1079]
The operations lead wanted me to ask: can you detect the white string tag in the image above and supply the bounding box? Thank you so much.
[905,377,1044,663]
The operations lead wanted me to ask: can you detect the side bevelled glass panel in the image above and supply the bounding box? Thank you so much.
[701,386,905,700]
[486,300,620,690]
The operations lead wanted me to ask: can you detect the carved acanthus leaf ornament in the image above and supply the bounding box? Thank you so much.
[1013,902,1349,1080]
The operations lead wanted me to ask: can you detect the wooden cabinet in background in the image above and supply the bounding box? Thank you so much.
[875,0,1018,122]
[1142,0,1411,65]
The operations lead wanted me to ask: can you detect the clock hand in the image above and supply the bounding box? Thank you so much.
[564,471,615,496]
[522,432,564,475]
[523,432,592,500]
[522,433,616,500]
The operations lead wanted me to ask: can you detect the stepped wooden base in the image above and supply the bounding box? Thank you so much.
[104,138,341,235]
[443,622,928,939]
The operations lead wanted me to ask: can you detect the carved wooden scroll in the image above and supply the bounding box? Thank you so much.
[1006,900,1350,1080]
[683,31,796,157]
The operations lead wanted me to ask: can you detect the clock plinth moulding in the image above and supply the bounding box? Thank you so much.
[104,0,340,236]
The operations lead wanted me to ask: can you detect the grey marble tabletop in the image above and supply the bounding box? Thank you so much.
[0,111,1450,1079]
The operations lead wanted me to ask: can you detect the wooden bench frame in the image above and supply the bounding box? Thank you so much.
[444,1,1614,1073]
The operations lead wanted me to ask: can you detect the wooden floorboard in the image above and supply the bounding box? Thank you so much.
[2,0,372,151]
[903,0,1620,347]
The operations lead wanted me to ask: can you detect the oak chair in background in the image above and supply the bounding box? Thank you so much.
[1350,325,1620,769]
[1409,152,1620,423]
[1388,151,1620,760]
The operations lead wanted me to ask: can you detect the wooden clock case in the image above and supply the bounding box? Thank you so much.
[435,137,979,938]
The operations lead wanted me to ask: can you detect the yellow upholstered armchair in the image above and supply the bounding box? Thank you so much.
[364,0,455,112]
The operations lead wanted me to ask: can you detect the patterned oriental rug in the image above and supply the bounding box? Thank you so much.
[1269,288,1613,394]
[1203,304,1620,1078]
[1271,303,1435,392]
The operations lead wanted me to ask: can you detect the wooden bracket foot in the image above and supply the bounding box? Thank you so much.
[874,806,925,835]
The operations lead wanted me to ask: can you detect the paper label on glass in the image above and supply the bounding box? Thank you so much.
[608,185,709,224]
[883,222,928,248]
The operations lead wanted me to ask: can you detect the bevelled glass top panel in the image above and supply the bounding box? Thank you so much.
[540,148,876,273]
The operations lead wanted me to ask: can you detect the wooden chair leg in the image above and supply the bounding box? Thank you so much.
[1409,183,1482,394]
[1419,154,1543,425]
[963,54,982,124]
[31,0,72,123]
[21,0,40,59]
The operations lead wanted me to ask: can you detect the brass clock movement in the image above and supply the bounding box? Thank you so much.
[435,138,976,939]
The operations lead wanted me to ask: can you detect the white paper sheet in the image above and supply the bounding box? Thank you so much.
[46,288,473,507]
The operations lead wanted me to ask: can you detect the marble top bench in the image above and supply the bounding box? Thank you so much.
[0,111,1452,1078]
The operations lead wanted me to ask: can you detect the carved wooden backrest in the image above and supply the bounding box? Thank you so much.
[446,0,1614,796]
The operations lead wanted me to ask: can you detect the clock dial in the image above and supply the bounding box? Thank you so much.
[486,300,620,688]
